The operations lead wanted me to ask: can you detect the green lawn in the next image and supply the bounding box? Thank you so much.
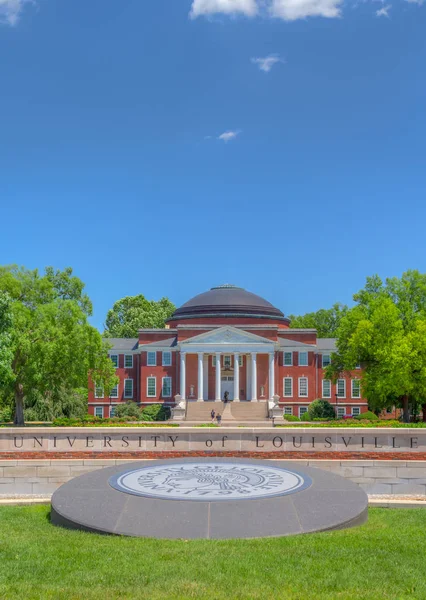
[0,507,425,600]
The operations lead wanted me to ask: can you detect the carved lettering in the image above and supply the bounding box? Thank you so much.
[151,436,160,447]
[392,437,400,449]
[122,436,129,448]
[103,436,112,448]
[342,437,352,448]
[138,436,144,448]
[374,437,382,449]
[33,437,43,448]
[293,437,302,449]
[86,436,94,448]
[53,436,57,448]
[273,436,283,448]
[324,436,332,448]
[312,436,315,448]
[411,437,418,449]
[255,436,264,448]
[168,436,178,447]
[205,439,213,447]
[14,436,23,448]
[361,437,365,448]
[221,436,228,448]
[67,436,76,448]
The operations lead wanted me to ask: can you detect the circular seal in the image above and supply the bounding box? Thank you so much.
[109,462,312,501]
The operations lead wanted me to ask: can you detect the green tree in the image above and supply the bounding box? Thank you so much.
[104,295,176,337]
[0,265,118,426]
[289,303,348,338]
[326,271,426,422]
[0,292,14,396]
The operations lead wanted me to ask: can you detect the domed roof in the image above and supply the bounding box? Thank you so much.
[167,284,287,323]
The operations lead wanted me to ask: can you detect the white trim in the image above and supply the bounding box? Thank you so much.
[322,379,331,399]
[124,355,133,369]
[322,354,331,368]
[110,354,119,368]
[298,377,308,398]
[337,406,346,417]
[283,351,293,366]
[298,351,308,367]
[299,406,308,417]
[94,406,104,418]
[284,406,293,415]
[110,383,119,399]
[124,378,133,399]
[162,351,172,367]
[147,376,156,397]
[147,351,157,366]
[351,379,361,399]
[283,377,293,398]
[162,376,172,398]
[337,379,346,399]
[351,406,361,416]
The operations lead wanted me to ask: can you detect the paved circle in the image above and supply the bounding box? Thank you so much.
[109,462,312,501]
[51,458,368,539]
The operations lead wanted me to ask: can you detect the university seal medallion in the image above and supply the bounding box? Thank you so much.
[109,462,312,501]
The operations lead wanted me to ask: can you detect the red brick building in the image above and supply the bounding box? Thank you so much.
[88,285,367,419]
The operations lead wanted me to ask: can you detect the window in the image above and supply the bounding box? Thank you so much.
[299,406,308,417]
[147,351,157,366]
[337,406,345,417]
[284,406,293,415]
[224,355,231,368]
[162,351,172,366]
[298,352,308,367]
[95,406,103,418]
[355,364,361,370]
[94,384,104,399]
[147,377,156,397]
[124,355,133,368]
[322,354,331,368]
[110,354,118,368]
[322,379,331,398]
[352,407,361,416]
[110,384,119,399]
[337,379,346,398]
[298,377,308,397]
[212,355,217,367]
[284,377,293,397]
[238,355,244,367]
[109,406,116,418]
[162,377,172,397]
[124,379,133,398]
[352,379,361,399]
[284,352,292,366]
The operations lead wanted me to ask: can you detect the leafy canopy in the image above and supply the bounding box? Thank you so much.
[104,295,176,337]
[0,265,117,425]
[326,270,426,420]
[289,303,348,338]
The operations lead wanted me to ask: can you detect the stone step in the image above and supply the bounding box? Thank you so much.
[185,401,269,422]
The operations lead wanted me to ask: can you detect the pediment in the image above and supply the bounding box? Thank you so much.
[181,326,272,346]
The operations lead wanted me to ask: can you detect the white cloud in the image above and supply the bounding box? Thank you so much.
[217,130,240,142]
[270,0,342,20]
[251,54,284,72]
[190,0,258,18]
[0,0,32,25]
[376,4,391,15]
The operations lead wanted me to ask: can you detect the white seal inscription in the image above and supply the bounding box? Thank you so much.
[109,462,311,501]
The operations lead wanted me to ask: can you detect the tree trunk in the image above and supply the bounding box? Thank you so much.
[422,403,426,423]
[14,386,25,426]
[402,395,410,423]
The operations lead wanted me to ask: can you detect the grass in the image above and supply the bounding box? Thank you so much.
[0,508,426,599]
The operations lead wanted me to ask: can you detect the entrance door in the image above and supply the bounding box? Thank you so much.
[221,376,234,401]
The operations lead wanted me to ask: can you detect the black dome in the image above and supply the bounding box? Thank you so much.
[167,284,286,323]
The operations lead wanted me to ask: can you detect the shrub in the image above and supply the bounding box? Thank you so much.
[0,406,13,423]
[285,415,300,422]
[24,408,40,422]
[355,411,379,421]
[300,411,311,421]
[114,402,141,419]
[308,399,336,420]
[140,404,171,422]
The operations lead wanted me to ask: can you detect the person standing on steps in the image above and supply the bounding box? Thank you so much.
[211,409,216,423]
[216,413,222,426]
[224,391,229,404]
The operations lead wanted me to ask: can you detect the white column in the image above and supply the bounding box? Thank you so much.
[269,352,275,399]
[251,352,257,402]
[180,353,186,400]
[203,354,208,400]
[234,353,240,402]
[215,352,221,401]
[197,352,204,401]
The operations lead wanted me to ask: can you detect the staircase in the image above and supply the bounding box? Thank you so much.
[185,401,270,425]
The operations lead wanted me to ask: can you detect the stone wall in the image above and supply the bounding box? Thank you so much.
[1,458,426,496]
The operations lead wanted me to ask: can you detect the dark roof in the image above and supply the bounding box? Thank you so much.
[139,337,177,348]
[106,338,139,352]
[167,284,287,323]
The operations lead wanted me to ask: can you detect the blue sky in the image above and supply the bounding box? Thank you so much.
[1,0,425,330]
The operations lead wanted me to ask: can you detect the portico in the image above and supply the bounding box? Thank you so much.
[178,327,276,403]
